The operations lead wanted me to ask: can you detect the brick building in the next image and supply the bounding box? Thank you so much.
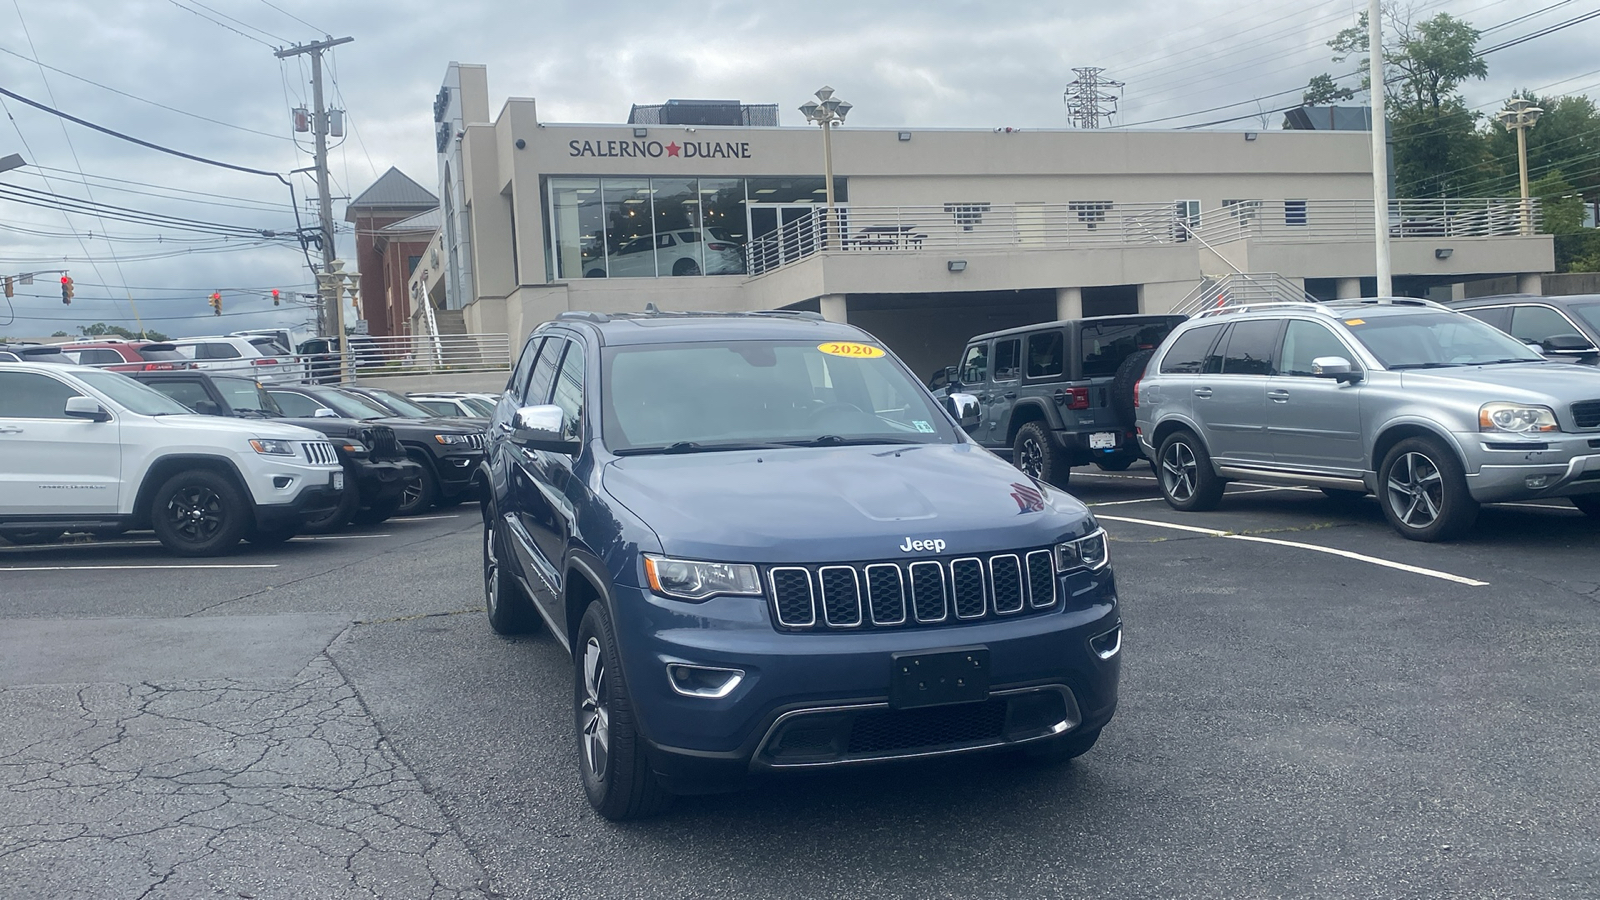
[345,168,437,337]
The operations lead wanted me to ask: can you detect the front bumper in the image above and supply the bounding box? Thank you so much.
[349,458,420,504]
[612,569,1121,791]
[254,469,344,531]
[1460,432,1600,502]
[431,450,485,498]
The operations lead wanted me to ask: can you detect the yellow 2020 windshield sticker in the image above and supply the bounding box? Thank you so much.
[1344,318,1366,326]
[818,341,885,359]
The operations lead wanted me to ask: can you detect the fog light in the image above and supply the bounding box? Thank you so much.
[272,476,293,489]
[666,664,745,698]
[1526,474,1550,489]
[1089,625,1121,660]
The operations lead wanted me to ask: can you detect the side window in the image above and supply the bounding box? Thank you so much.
[550,342,585,441]
[526,338,563,405]
[508,336,543,398]
[992,338,1022,382]
[151,381,211,410]
[1219,320,1281,375]
[958,343,988,384]
[1510,306,1581,343]
[1158,324,1224,375]
[0,371,83,418]
[1279,321,1354,377]
[271,391,323,417]
[1025,330,1064,379]
[1458,307,1509,331]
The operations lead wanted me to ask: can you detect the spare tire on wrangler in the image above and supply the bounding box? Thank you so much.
[1110,348,1156,429]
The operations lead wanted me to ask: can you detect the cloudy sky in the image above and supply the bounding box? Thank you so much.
[1,0,1595,340]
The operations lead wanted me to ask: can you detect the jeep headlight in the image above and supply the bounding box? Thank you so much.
[249,438,296,456]
[1056,528,1109,572]
[434,433,472,445]
[1479,402,1558,434]
[644,555,762,602]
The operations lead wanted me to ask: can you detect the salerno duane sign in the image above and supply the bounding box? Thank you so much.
[568,138,752,160]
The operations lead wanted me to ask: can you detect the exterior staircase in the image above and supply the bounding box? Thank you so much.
[1171,273,1319,317]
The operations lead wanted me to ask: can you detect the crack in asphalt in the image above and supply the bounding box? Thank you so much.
[0,656,491,899]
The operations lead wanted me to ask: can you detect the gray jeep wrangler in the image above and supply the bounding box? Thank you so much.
[933,315,1185,486]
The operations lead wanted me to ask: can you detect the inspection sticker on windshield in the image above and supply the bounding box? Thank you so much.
[913,420,935,433]
[1344,318,1366,326]
[818,341,885,358]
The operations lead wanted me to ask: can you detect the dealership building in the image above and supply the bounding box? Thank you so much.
[407,63,1553,378]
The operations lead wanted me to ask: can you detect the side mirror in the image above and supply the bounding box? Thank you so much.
[944,392,982,430]
[192,399,221,416]
[1525,341,1547,357]
[1311,356,1361,384]
[313,407,340,418]
[64,396,110,422]
[1544,334,1597,354]
[512,404,579,454]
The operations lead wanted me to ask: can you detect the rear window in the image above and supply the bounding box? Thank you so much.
[136,344,187,361]
[1159,324,1224,375]
[1082,320,1180,378]
[1025,330,1065,379]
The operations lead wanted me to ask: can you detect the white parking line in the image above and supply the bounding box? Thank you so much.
[1089,486,1292,508]
[392,514,463,522]
[296,534,391,540]
[1074,472,1158,481]
[1097,514,1490,587]
[0,564,280,572]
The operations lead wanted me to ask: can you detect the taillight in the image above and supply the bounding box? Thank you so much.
[1133,379,1141,408]
[1066,387,1090,410]
[707,242,734,250]
[253,358,278,365]
[142,362,175,371]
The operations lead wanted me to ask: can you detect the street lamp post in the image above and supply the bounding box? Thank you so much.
[799,86,852,249]
[1496,98,1544,235]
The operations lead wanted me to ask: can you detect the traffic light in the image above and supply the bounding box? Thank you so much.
[209,291,222,315]
[271,288,280,306]
[60,275,74,304]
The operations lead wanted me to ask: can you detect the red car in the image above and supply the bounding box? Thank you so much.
[60,340,194,372]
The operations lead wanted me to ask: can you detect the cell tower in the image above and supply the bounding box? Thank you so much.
[1064,67,1125,129]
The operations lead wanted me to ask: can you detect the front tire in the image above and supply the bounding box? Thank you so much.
[672,258,700,277]
[483,507,540,635]
[1012,422,1070,488]
[149,470,248,557]
[397,459,438,516]
[299,483,358,534]
[1378,436,1478,542]
[351,494,403,526]
[575,602,672,821]
[1156,429,1225,511]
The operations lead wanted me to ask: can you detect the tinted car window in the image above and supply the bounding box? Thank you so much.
[215,379,279,415]
[202,342,242,360]
[271,390,324,417]
[0,371,81,418]
[509,336,542,397]
[1279,321,1353,377]
[1458,306,1509,331]
[550,342,586,441]
[415,399,455,417]
[958,343,987,383]
[152,380,211,410]
[1081,321,1178,378]
[73,348,126,366]
[1219,320,1281,375]
[1570,300,1600,333]
[1025,330,1064,379]
[526,338,563,404]
[1159,324,1224,375]
[1510,305,1581,343]
[993,339,1021,381]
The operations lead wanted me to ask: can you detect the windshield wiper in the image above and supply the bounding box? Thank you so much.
[782,435,927,447]
[613,440,788,456]
[1473,358,1543,365]
[1387,362,1460,370]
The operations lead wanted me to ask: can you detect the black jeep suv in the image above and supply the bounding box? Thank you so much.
[482,308,1121,820]
[935,315,1185,486]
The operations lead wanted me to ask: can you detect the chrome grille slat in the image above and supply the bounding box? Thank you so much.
[769,567,815,628]
[864,563,907,626]
[301,441,339,466]
[908,561,948,623]
[949,558,987,619]
[1026,550,1057,609]
[819,566,863,627]
[989,554,1024,615]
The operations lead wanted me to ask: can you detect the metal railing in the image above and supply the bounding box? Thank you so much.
[1192,198,1542,244]
[58,332,511,384]
[1171,273,1319,318]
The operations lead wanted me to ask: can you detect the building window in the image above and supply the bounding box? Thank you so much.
[1069,201,1113,230]
[549,178,604,279]
[1284,200,1308,227]
[944,202,991,231]
[1174,200,1200,240]
[1222,199,1260,222]
[406,255,422,277]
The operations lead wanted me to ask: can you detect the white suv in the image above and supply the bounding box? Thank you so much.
[169,335,296,383]
[0,363,344,554]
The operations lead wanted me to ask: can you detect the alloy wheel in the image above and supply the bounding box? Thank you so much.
[1017,436,1045,479]
[1386,451,1444,529]
[483,520,499,616]
[579,637,611,782]
[1161,440,1198,502]
[400,476,424,509]
[166,486,225,543]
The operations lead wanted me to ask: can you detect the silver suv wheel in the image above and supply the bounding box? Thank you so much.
[579,637,611,782]
[1160,440,1199,502]
[1384,451,1444,529]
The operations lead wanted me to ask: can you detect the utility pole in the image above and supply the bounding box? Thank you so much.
[1367,0,1392,297]
[1064,67,1125,129]
[276,35,353,336]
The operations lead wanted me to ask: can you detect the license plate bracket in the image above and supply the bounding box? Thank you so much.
[1089,431,1118,450]
[332,471,346,491]
[889,646,990,709]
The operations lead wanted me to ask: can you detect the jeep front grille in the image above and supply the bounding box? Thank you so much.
[769,549,1061,631]
[1573,399,1600,429]
[302,441,339,466]
[466,432,488,450]
[367,426,404,460]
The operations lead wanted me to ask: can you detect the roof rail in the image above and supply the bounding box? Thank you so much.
[558,308,829,323]
[1194,301,1334,319]
[749,309,826,321]
[555,311,610,323]
[1324,296,1447,310]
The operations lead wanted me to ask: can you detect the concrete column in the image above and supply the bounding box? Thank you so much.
[1335,277,1362,299]
[819,294,848,323]
[1055,286,1083,321]
[1517,273,1543,295]
[1450,282,1467,301]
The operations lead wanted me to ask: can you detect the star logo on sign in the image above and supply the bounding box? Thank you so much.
[665,142,681,157]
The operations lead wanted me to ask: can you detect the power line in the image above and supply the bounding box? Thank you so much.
[163,0,275,49]
[0,183,294,239]
[185,0,291,44]
[24,166,296,214]
[256,0,324,34]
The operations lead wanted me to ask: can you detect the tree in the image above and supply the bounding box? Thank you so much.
[50,330,69,337]
[1302,74,1355,106]
[76,322,169,342]
[1531,171,1583,234]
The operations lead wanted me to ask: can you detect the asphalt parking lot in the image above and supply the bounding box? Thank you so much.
[3,479,1599,900]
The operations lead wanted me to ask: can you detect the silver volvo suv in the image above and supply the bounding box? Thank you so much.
[1134,298,1600,541]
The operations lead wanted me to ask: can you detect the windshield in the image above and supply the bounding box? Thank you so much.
[308,388,386,418]
[76,370,192,416]
[214,378,282,416]
[601,340,959,454]
[462,396,498,416]
[1343,311,1544,369]
[360,389,437,418]
[1569,301,1600,335]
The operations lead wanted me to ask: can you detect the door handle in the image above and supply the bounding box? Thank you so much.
[1003,391,1016,399]
[1193,388,1213,399]
[1268,390,1290,402]
[0,425,21,434]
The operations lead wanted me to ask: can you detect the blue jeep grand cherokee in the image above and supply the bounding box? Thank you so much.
[480,309,1121,819]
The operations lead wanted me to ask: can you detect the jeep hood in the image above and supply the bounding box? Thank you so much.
[602,443,1097,564]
